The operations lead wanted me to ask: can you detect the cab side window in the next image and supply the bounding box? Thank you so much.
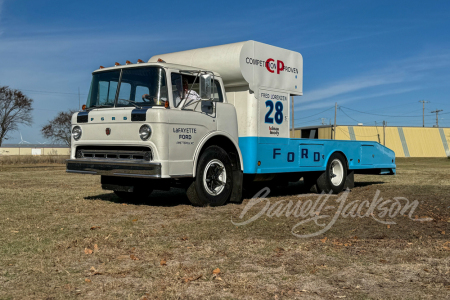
[171,73,183,107]
[212,80,223,102]
[170,73,201,107]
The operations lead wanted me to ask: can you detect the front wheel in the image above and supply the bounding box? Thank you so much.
[187,146,233,206]
[315,152,348,194]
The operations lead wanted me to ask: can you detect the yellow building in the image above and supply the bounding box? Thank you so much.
[291,125,450,158]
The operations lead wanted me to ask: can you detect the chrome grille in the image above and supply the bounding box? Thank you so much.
[76,146,152,161]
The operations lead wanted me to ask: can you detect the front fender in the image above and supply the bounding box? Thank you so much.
[192,131,244,177]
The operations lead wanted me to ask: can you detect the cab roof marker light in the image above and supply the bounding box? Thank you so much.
[99,66,105,69]
[126,60,133,65]
[137,59,144,63]
[115,62,121,66]
[157,58,166,63]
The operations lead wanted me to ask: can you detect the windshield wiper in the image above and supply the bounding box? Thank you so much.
[87,104,113,110]
[118,99,142,109]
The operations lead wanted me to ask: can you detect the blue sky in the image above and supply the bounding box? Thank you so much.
[1,0,450,143]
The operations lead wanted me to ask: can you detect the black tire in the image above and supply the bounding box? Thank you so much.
[114,186,153,202]
[186,145,233,206]
[316,152,348,194]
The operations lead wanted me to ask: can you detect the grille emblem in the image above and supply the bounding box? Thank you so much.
[106,128,111,135]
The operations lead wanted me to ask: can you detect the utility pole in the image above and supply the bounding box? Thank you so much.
[431,109,443,127]
[291,96,294,137]
[375,121,380,143]
[78,87,81,111]
[419,100,429,127]
[333,102,337,140]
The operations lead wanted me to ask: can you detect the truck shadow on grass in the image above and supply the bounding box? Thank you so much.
[246,180,387,198]
[84,180,386,207]
[84,188,191,207]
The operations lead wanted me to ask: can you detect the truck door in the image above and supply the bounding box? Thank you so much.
[168,73,217,176]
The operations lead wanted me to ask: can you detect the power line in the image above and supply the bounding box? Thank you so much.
[425,101,450,106]
[10,88,88,96]
[294,106,335,121]
[431,109,443,127]
[340,106,423,118]
[368,102,423,112]
[0,99,72,112]
[339,107,360,123]
[396,108,424,115]
[294,118,327,126]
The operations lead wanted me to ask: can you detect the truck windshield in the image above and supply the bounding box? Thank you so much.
[86,67,168,109]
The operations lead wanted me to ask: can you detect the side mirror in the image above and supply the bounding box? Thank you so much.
[199,74,212,100]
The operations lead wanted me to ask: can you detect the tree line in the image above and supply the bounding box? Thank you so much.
[0,86,75,147]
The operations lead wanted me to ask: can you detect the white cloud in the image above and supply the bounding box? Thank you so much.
[298,50,450,107]
[303,75,400,103]
[296,87,420,112]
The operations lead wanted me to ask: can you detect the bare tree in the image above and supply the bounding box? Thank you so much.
[41,110,77,146]
[0,86,34,147]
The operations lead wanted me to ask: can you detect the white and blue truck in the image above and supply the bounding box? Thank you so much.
[66,41,396,206]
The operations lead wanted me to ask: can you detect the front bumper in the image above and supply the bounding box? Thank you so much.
[66,159,161,178]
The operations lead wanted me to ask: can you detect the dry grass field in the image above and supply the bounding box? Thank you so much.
[0,155,68,165]
[0,158,449,299]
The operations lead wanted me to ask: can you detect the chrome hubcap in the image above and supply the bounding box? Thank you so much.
[203,159,226,195]
[330,159,344,186]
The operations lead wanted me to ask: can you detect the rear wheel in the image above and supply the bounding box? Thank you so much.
[187,146,233,206]
[316,152,348,194]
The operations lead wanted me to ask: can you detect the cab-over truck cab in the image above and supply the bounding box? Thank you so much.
[67,61,243,206]
[67,41,396,206]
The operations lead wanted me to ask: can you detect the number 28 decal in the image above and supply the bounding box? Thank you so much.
[265,100,283,124]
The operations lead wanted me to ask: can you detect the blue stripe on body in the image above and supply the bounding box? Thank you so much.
[238,136,396,174]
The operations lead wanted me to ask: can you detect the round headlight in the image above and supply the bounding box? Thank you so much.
[72,126,82,140]
[139,124,151,140]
